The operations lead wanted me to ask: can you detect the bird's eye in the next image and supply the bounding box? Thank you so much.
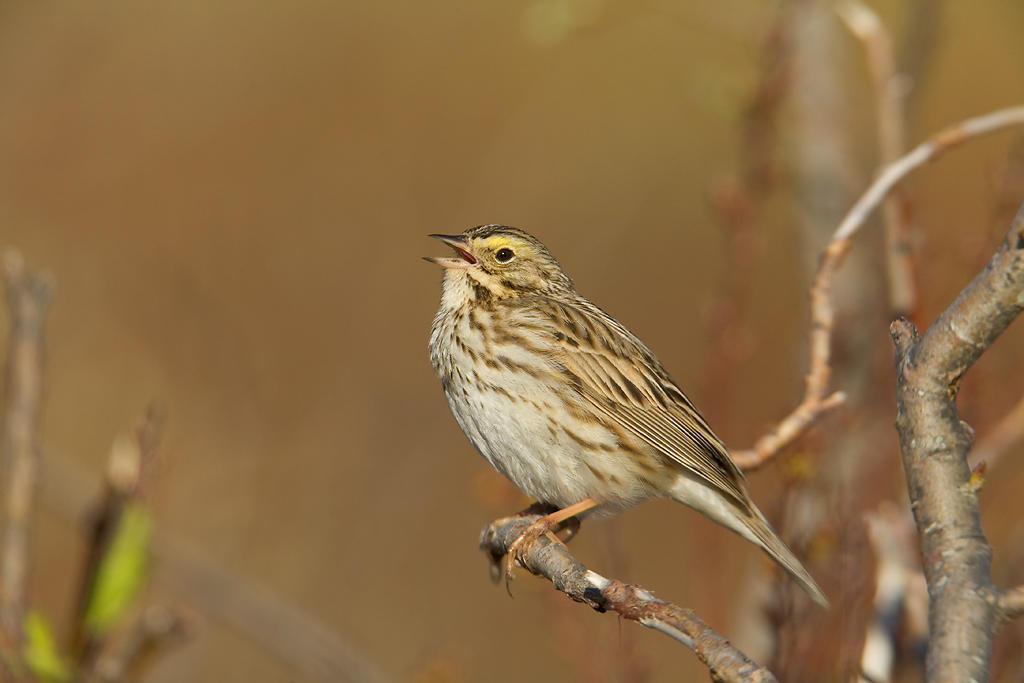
[495,247,515,263]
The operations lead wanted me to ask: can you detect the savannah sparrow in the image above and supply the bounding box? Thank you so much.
[426,225,827,607]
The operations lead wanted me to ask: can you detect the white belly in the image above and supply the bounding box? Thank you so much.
[432,303,655,512]
[445,379,596,507]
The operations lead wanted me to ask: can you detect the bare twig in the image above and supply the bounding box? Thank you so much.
[838,0,919,320]
[0,250,52,661]
[999,586,1024,621]
[734,104,1024,471]
[968,393,1024,471]
[834,107,1024,243]
[0,254,386,682]
[890,201,1024,680]
[480,515,778,683]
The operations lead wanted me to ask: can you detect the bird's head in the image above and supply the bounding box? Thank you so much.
[425,225,573,300]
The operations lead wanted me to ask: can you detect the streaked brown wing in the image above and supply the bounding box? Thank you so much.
[504,296,749,506]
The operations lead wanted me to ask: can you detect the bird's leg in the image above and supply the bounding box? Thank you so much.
[503,498,599,585]
[486,502,556,536]
[500,502,581,543]
[484,502,576,586]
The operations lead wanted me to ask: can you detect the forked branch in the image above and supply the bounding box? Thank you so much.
[891,201,1024,681]
[734,104,1024,470]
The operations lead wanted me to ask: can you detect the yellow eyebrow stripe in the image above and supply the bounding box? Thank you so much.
[481,236,516,249]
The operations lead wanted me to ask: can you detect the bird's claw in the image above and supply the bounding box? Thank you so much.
[502,518,564,592]
[483,501,586,594]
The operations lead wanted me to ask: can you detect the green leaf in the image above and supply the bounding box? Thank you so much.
[23,611,70,683]
[83,503,152,635]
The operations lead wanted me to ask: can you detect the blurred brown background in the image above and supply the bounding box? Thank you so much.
[1,1,1023,681]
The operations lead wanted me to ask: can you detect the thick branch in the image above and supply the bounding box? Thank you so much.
[734,105,1024,471]
[480,515,777,683]
[890,202,1024,681]
[0,251,52,661]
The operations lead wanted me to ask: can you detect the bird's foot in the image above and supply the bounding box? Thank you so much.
[500,498,598,591]
[502,517,564,592]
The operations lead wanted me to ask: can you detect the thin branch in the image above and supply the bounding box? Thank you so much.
[480,515,778,683]
[734,104,1024,471]
[998,585,1024,621]
[0,250,52,662]
[890,201,1024,680]
[838,0,920,320]
[835,107,1024,242]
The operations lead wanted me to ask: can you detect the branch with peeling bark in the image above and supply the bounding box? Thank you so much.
[480,515,778,683]
[890,201,1024,681]
[733,104,1024,471]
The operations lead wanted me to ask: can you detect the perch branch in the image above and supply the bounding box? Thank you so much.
[480,515,778,683]
[890,200,1024,681]
[734,104,1024,471]
[0,251,52,661]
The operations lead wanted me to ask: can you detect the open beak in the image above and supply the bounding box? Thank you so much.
[424,234,477,270]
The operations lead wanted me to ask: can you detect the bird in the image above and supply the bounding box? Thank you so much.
[425,224,828,607]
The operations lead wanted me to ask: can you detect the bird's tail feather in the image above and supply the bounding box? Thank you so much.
[667,476,828,607]
[742,508,829,608]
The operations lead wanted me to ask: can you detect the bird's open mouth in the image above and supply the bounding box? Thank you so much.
[425,234,476,269]
[451,246,476,264]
